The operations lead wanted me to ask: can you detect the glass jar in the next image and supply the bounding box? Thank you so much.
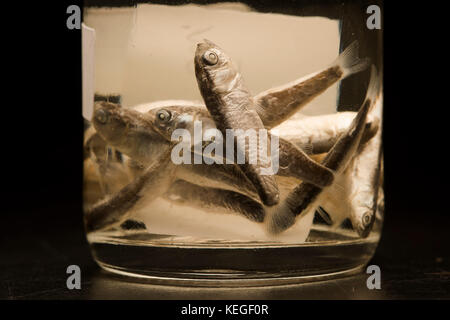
[82,0,383,286]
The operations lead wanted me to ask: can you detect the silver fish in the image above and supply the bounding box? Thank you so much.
[147,105,334,188]
[194,39,280,206]
[254,40,370,128]
[276,112,379,155]
[134,100,379,157]
[348,97,383,237]
[320,96,383,237]
[266,66,380,235]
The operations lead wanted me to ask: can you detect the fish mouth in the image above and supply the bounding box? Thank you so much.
[93,108,109,125]
[195,44,209,66]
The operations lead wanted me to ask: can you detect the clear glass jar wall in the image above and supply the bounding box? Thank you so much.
[83,0,383,286]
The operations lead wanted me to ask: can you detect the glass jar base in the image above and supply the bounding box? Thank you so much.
[88,229,379,287]
[97,262,366,287]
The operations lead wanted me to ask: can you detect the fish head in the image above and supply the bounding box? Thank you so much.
[148,106,216,142]
[354,206,376,238]
[147,107,192,141]
[92,101,170,163]
[194,39,240,94]
[92,101,129,145]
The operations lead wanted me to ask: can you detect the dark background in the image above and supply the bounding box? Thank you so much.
[1,0,449,299]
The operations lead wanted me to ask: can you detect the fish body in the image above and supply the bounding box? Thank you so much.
[138,101,379,157]
[254,40,370,128]
[348,143,382,237]
[163,175,302,225]
[176,162,260,202]
[194,39,279,206]
[165,180,265,223]
[276,111,379,155]
[323,96,383,237]
[149,105,334,188]
[277,137,334,187]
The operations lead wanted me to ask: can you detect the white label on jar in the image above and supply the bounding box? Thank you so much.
[82,23,95,121]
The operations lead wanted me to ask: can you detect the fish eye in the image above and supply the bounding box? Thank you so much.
[362,212,372,226]
[202,50,218,65]
[157,109,171,123]
[95,109,108,124]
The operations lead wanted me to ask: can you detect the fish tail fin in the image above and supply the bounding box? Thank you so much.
[321,180,352,227]
[364,65,380,112]
[346,65,378,137]
[266,183,318,235]
[335,40,370,78]
[265,202,297,235]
